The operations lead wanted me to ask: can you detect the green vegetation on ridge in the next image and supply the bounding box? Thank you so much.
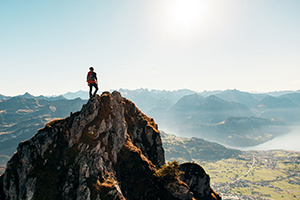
[161,131,242,162]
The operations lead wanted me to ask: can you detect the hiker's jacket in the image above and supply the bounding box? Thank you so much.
[87,71,97,84]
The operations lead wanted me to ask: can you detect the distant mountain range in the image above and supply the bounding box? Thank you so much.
[39,88,300,113]
[0,88,299,157]
[114,89,299,146]
[139,89,299,146]
[0,92,67,101]
[0,94,86,158]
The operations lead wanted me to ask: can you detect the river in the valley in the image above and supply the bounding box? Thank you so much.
[225,126,300,151]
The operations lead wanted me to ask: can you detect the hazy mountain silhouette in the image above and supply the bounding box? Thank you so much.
[0,94,10,101]
[58,89,299,147]
[213,89,261,109]
[119,88,195,113]
[0,96,85,157]
[279,92,300,106]
[256,95,300,123]
[151,93,253,125]
[1,89,299,156]
[62,90,89,100]
[59,88,196,113]
[148,92,292,147]
[258,95,298,108]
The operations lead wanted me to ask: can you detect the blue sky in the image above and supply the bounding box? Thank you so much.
[1,0,300,96]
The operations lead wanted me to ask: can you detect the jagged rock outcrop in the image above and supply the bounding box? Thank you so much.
[0,91,220,200]
[180,163,221,200]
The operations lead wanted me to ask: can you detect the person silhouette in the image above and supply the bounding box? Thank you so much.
[87,67,98,98]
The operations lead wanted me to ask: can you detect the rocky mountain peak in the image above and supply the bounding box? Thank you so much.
[0,91,220,200]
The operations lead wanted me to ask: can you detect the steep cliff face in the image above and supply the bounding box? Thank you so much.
[0,91,220,200]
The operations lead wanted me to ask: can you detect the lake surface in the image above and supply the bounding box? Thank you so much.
[226,126,300,152]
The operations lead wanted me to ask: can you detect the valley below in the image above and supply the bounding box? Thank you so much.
[161,131,300,200]
[201,150,300,200]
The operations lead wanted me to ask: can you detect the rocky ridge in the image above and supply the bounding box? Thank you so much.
[0,91,220,200]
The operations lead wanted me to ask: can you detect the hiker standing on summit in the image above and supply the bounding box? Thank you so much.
[87,67,98,98]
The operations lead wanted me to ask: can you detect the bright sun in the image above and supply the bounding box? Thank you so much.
[161,0,210,38]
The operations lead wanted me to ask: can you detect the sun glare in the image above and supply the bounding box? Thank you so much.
[161,0,210,39]
[171,0,204,28]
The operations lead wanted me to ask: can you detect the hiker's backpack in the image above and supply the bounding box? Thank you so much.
[87,72,96,83]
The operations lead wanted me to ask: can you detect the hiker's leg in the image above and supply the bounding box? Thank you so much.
[89,84,93,98]
[93,84,98,96]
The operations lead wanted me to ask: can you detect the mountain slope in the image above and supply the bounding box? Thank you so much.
[256,95,300,123]
[165,94,253,124]
[214,89,260,109]
[0,97,85,157]
[119,88,195,113]
[280,92,300,106]
[161,131,242,162]
[148,92,289,147]
[0,91,220,200]
[214,117,289,146]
